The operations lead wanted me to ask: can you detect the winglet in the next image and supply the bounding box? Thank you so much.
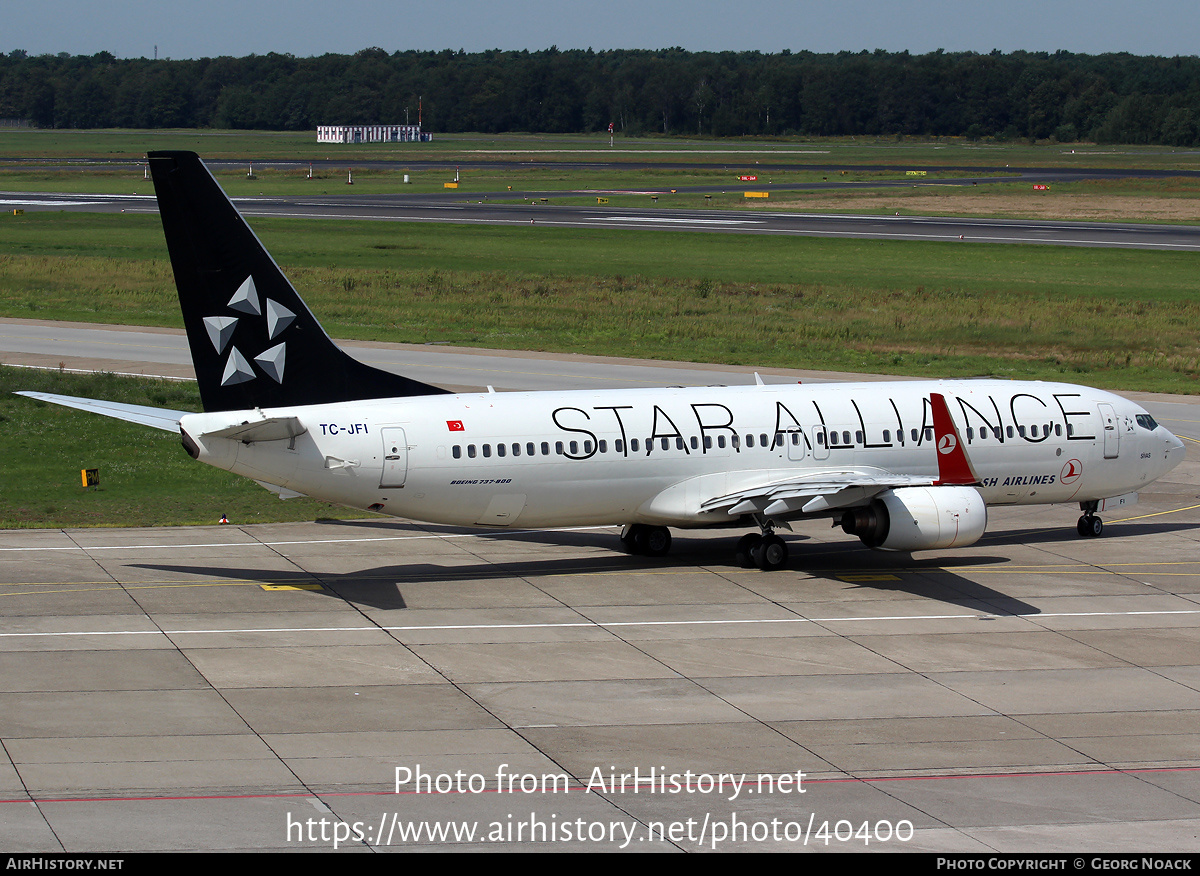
[930,392,980,486]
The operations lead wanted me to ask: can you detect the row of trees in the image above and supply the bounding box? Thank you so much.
[2,47,1199,145]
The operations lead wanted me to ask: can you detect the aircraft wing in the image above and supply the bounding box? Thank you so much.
[15,392,188,433]
[701,469,939,518]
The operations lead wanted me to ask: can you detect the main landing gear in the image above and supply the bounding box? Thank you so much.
[619,523,790,571]
[1076,501,1104,538]
[734,526,789,572]
[620,523,672,557]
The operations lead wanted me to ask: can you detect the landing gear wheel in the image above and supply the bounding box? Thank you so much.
[621,524,672,556]
[751,533,789,571]
[1077,514,1103,538]
[641,525,672,557]
[734,533,762,568]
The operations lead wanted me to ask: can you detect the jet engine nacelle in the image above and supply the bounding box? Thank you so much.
[840,486,987,551]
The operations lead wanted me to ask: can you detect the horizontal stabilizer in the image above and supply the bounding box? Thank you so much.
[15,392,187,433]
[198,416,307,443]
[254,480,308,500]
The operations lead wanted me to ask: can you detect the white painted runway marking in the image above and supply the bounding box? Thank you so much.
[2,607,1198,640]
[0,198,100,207]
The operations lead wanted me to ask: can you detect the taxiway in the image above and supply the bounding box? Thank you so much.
[1,340,1198,852]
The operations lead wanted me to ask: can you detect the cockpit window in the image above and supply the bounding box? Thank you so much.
[1136,413,1159,430]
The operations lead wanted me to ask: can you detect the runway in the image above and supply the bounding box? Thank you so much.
[5,187,1200,250]
[2,334,1199,851]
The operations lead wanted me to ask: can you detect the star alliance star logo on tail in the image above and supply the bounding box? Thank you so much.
[203,276,296,387]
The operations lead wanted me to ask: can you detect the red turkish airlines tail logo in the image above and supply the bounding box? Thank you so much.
[930,393,979,486]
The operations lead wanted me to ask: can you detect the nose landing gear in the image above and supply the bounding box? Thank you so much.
[1077,501,1104,538]
[1077,514,1104,538]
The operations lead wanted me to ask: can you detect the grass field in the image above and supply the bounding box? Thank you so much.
[2,210,1198,392]
[0,163,974,198]
[0,367,372,528]
[4,128,1200,170]
[4,130,1200,225]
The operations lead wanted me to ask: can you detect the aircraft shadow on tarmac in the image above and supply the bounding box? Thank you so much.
[127,510,1199,615]
[130,526,1042,616]
[977,517,1198,547]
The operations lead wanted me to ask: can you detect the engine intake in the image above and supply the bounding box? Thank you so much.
[841,486,987,551]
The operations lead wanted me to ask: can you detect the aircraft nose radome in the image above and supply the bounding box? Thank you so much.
[1166,431,1186,468]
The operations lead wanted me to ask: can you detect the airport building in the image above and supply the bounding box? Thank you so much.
[317,125,432,144]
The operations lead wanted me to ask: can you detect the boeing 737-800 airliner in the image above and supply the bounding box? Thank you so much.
[17,152,1186,571]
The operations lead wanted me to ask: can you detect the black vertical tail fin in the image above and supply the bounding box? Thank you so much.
[148,151,448,412]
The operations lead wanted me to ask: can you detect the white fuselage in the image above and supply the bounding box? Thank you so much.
[180,379,1185,531]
